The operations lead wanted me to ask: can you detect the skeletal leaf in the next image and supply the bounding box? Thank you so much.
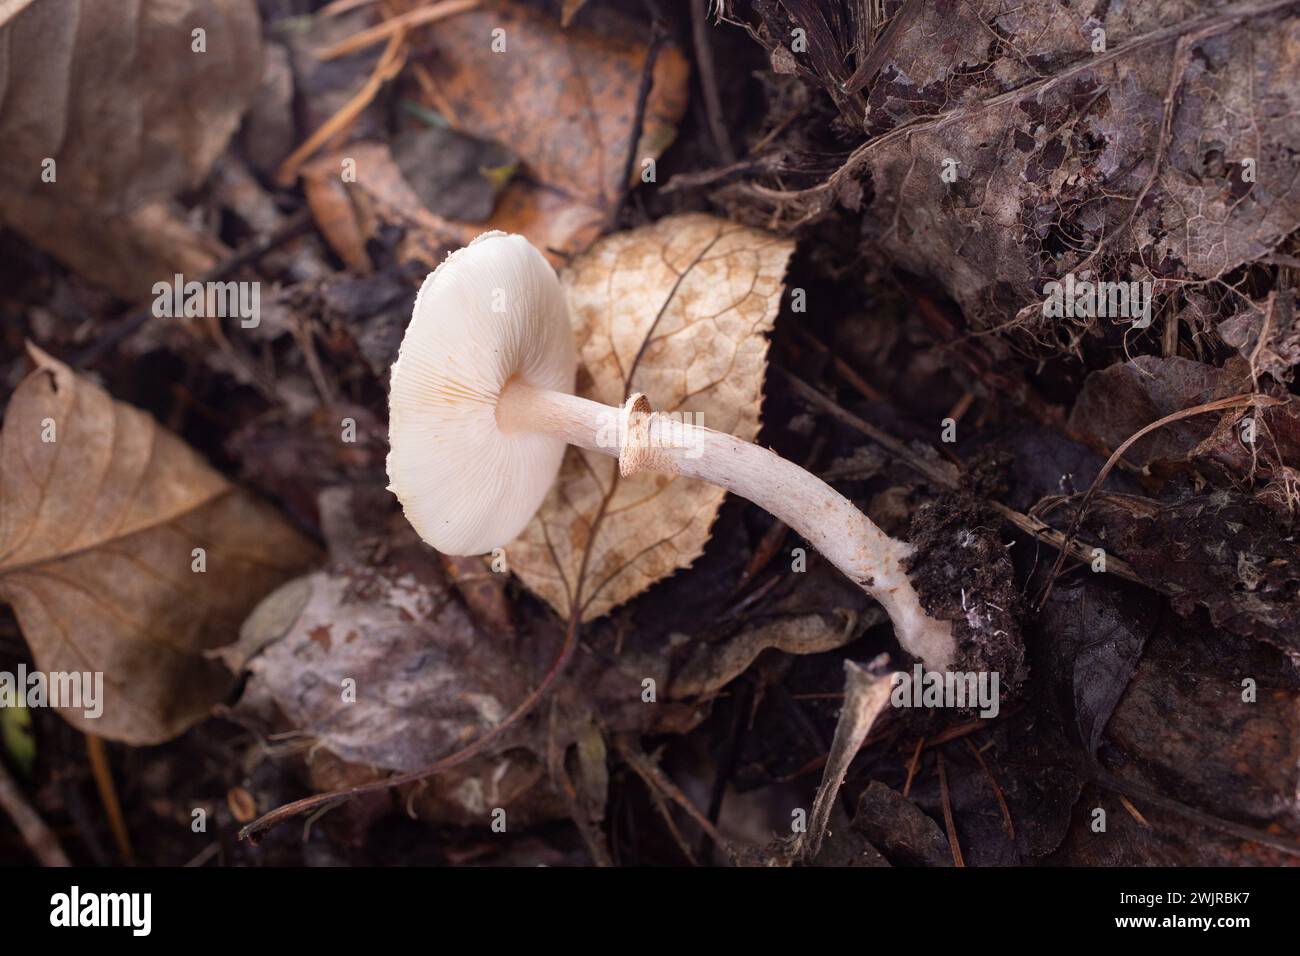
[0,348,318,744]
[509,214,794,621]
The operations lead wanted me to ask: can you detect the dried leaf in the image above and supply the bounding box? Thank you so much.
[0,0,262,298]
[1036,577,1160,755]
[852,781,952,867]
[1084,491,1300,652]
[297,0,688,273]
[0,348,318,744]
[802,656,896,861]
[750,1,1300,348]
[670,609,872,698]
[509,214,794,622]
[418,0,689,210]
[1069,357,1232,468]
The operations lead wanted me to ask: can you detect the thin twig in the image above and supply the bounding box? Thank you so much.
[1036,392,1279,607]
[902,735,924,798]
[613,737,728,854]
[86,735,134,865]
[936,750,964,866]
[963,736,1014,840]
[611,23,666,226]
[691,0,735,163]
[317,0,480,60]
[0,758,69,867]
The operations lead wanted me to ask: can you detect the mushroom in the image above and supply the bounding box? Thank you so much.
[388,231,956,671]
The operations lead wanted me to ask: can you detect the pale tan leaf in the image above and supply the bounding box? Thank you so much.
[510,214,794,621]
[0,348,318,744]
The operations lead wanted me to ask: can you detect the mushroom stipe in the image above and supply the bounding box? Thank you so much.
[388,231,958,670]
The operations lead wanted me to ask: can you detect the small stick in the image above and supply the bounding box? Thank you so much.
[963,736,1014,840]
[1036,392,1278,607]
[613,738,728,853]
[0,758,69,867]
[317,0,480,60]
[936,750,964,866]
[690,0,736,163]
[86,735,134,865]
[902,735,925,798]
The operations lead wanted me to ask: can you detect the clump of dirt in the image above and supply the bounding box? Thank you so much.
[905,495,1024,691]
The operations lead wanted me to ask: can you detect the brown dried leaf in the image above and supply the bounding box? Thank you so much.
[418,0,689,210]
[0,0,262,297]
[670,609,874,698]
[0,348,318,744]
[509,214,794,622]
[750,1,1300,348]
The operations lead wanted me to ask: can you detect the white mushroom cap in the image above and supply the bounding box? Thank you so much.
[387,232,576,555]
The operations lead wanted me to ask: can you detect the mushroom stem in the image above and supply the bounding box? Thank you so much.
[497,380,954,670]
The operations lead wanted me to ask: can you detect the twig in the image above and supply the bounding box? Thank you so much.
[902,735,924,798]
[276,27,410,186]
[317,0,480,60]
[613,737,728,854]
[0,758,69,866]
[963,736,1014,840]
[936,750,964,866]
[1036,392,1279,607]
[85,734,134,865]
[780,367,1145,583]
[611,23,666,225]
[691,0,735,163]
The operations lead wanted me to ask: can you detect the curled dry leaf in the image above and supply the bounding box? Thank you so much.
[508,214,795,622]
[0,348,318,744]
[802,656,897,861]
[670,608,876,699]
[0,0,262,298]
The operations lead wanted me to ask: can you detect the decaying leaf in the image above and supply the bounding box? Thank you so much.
[509,214,795,622]
[1069,356,1235,469]
[240,489,532,773]
[298,0,689,273]
[417,0,689,211]
[0,348,318,744]
[852,781,952,867]
[234,485,701,826]
[737,0,1300,351]
[1083,491,1300,652]
[0,0,263,298]
[670,608,874,698]
[301,141,607,272]
[801,656,896,861]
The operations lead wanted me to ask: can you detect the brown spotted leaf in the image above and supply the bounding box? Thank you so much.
[509,214,794,621]
[0,348,318,744]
